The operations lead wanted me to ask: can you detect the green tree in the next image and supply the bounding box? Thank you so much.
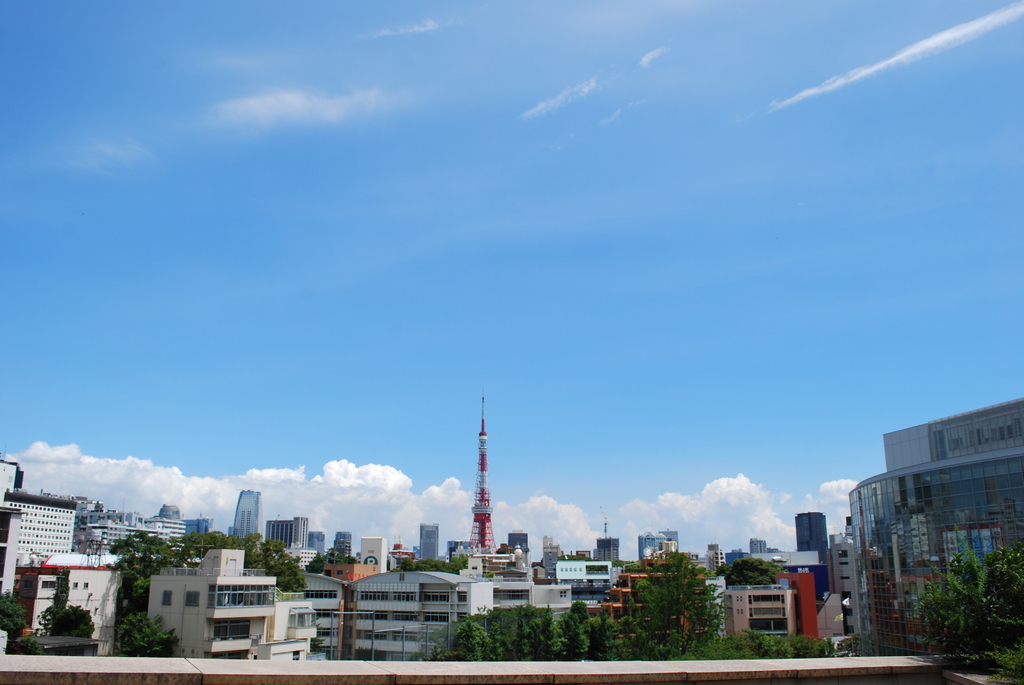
[585,612,618,661]
[394,556,468,574]
[49,605,95,639]
[921,540,1024,662]
[0,591,28,654]
[557,602,590,660]
[306,553,326,574]
[166,531,239,567]
[14,636,45,655]
[118,613,178,657]
[723,558,783,587]
[455,620,488,661]
[617,553,723,660]
[242,535,306,592]
[110,531,171,619]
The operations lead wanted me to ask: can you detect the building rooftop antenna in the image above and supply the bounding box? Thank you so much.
[600,506,608,537]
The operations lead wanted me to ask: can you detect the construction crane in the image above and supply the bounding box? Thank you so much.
[600,506,608,537]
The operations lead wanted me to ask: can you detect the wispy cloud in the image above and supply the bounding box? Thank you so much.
[368,19,439,38]
[214,89,384,127]
[639,47,670,68]
[70,140,154,174]
[599,109,622,126]
[521,77,598,120]
[771,1,1024,111]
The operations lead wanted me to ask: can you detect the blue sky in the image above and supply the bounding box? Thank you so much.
[2,1,1022,556]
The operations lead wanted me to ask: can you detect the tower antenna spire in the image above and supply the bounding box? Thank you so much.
[469,393,496,552]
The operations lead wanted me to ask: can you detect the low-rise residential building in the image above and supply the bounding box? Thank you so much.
[149,548,316,660]
[345,571,492,661]
[724,584,796,635]
[17,553,120,655]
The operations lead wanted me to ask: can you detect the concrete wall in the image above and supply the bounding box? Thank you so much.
[0,655,958,685]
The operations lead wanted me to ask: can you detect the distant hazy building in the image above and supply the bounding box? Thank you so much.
[507,530,529,557]
[74,504,186,552]
[706,543,725,572]
[637,531,667,559]
[333,531,352,557]
[266,517,309,549]
[595,536,619,561]
[419,523,439,560]
[232,490,262,539]
[158,504,181,520]
[659,530,679,545]
[796,512,828,564]
[447,540,469,560]
[184,517,213,535]
[0,505,22,593]
[749,538,768,554]
[307,531,325,554]
[725,549,748,564]
[542,536,560,578]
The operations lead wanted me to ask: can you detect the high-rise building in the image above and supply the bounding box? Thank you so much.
[850,398,1024,655]
[659,530,679,545]
[419,523,439,560]
[795,512,828,564]
[507,530,529,556]
[266,517,309,548]
[542,536,560,578]
[749,537,768,554]
[638,531,667,559]
[595,536,619,561]
[333,531,352,557]
[232,490,262,539]
[706,542,725,571]
[308,531,325,554]
[4,490,76,564]
[184,517,213,535]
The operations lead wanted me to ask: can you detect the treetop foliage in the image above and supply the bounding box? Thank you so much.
[721,557,784,587]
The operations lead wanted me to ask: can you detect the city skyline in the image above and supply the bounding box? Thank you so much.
[2,3,1021,556]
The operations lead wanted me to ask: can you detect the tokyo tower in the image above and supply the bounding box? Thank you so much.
[469,395,496,552]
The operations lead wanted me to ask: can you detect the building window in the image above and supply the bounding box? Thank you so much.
[393,612,417,621]
[358,590,389,601]
[185,591,200,607]
[41,580,57,589]
[373,611,388,620]
[72,582,78,589]
[393,591,417,601]
[212,619,251,640]
[422,612,449,623]
[422,591,449,602]
[208,584,274,608]
[304,589,338,599]
[162,590,173,606]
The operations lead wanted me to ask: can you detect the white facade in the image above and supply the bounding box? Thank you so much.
[749,550,820,565]
[349,571,492,661]
[360,537,388,569]
[301,573,347,659]
[149,548,315,660]
[3,491,77,565]
[17,558,120,655]
[74,506,186,551]
[289,547,320,569]
[0,505,22,594]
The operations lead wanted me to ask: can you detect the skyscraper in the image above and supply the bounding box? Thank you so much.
[232,490,262,539]
[266,517,309,548]
[795,512,828,564]
[749,537,768,554]
[333,531,352,557]
[184,516,213,535]
[308,531,325,554]
[507,530,529,556]
[595,536,619,561]
[419,523,439,560]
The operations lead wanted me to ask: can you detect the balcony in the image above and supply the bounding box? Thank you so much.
[202,634,260,653]
[160,567,266,576]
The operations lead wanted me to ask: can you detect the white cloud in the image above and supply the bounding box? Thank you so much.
[599,109,622,125]
[618,473,855,554]
[70,140,153,174]
[10,443,855,560]
[369,19,439,38]
[214,89,384,127]
[639,47,670,68]
[771,1,1024,110]
[521,77,598,120]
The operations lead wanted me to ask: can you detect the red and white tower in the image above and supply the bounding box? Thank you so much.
[469,395,496,552]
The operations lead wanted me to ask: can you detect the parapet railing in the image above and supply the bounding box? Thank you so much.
[0,655,966,685]
[159,567,267,576]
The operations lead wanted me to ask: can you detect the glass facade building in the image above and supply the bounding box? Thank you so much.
[232,490,263,539]
[850,398,1024,655]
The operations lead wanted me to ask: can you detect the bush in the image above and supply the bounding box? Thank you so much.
[993,639,1024,685]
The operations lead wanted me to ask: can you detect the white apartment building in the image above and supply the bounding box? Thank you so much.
[74,502,186,551]
[347,571,492,661]
[17,554,120,655]
[3,490,77,565]
[149,548,316,660]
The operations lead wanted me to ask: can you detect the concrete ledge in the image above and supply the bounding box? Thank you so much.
[0,656,952,685]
